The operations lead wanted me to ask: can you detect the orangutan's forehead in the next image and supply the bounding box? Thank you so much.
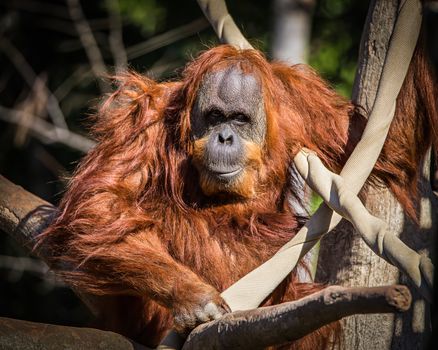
[216,67,261,103]
[196,67,263,115]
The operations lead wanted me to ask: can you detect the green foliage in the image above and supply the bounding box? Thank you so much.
[308,192,323,279]
[310,32,355,96]
[309,192,323,215]
[310,0,369,97]
[116,0,166,35]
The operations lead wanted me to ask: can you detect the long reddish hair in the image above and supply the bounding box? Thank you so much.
[37,42,436,348]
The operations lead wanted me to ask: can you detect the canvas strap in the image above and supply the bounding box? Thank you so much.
[222,0,423,311]
[196,0,252,49]
[159,0,423,348]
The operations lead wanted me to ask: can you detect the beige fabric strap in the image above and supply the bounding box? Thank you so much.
[196,0,253,50]
[159,0,423,348]
[295,148,433,301]
[221,0,422,311]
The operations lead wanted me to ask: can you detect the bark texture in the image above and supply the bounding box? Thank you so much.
[316,1,437,349]
[351,0,398,111]
[0,175,54,248]
[183,285,411,350]
[0,317,148,350]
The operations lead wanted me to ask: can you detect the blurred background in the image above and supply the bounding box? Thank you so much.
[0,0,369,327]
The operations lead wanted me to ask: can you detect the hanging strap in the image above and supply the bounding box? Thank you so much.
[196,0,253,49]
[221,0,422,311]
[159,0,423,348]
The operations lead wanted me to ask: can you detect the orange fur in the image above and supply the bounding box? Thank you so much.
[38,40,436,348]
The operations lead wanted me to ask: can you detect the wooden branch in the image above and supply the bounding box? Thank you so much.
[0,175,54,251]
[183,285,411,350]
[0,317,150,350]
[271,0,316,64]
[53,65,92,101]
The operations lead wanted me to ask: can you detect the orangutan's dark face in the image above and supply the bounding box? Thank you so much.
[190,66,266,198]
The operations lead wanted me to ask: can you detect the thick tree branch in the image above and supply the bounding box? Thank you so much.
[271,0,316,64]
[0,317,149,350]
[0,175,54,250]
[316,1,436,348]
[183,285,411,350]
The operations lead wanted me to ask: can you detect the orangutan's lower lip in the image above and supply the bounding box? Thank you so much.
[212,168,242,179]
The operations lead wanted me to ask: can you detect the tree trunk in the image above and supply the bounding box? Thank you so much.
[316,1,436,349]
[271,0,316,64]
